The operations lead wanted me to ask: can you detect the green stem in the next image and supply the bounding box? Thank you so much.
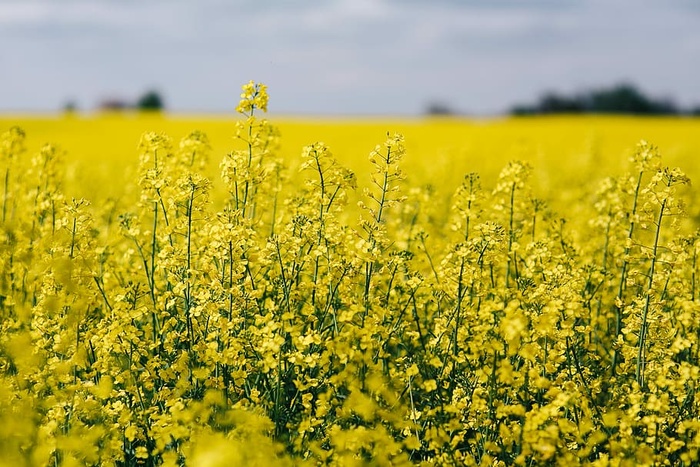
[505,182,516,289]
[636,183,669,388]
[184,186,195,348]
[2,167,9,223]
[69,217,77,259]
[612,169,644,375]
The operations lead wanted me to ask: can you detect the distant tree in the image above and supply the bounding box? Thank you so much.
[690,106,700,116]
[584,84,676,114]
[137,90,164,111]
[538,92,584,113]
[62,100,78,114]
[425,102,456,116]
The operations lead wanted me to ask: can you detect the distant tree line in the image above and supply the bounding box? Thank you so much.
[65,90,165,113]
[98,90,165,111]
[511,83,700,116]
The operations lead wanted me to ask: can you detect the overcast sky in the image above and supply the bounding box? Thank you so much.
[1,0,699,115]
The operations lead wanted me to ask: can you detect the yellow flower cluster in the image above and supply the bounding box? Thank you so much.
[235,80,269,115]
[2,82,700,466]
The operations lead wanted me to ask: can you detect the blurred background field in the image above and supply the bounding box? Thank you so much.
[2,114,699,209]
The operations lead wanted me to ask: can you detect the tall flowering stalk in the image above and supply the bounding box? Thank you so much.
[358,133,406,322]
[0,126,25,224]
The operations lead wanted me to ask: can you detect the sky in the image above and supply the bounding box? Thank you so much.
[1,0,699,115]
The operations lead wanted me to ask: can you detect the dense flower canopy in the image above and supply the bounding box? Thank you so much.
[1,83,700,466]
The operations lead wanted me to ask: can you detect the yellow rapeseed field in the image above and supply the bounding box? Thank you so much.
[2,82,700,466]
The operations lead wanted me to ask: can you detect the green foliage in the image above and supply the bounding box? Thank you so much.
[137,91,165,112]
[512,83,679,115]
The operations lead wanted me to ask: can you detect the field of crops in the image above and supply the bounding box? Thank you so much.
[2,82,700,466]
